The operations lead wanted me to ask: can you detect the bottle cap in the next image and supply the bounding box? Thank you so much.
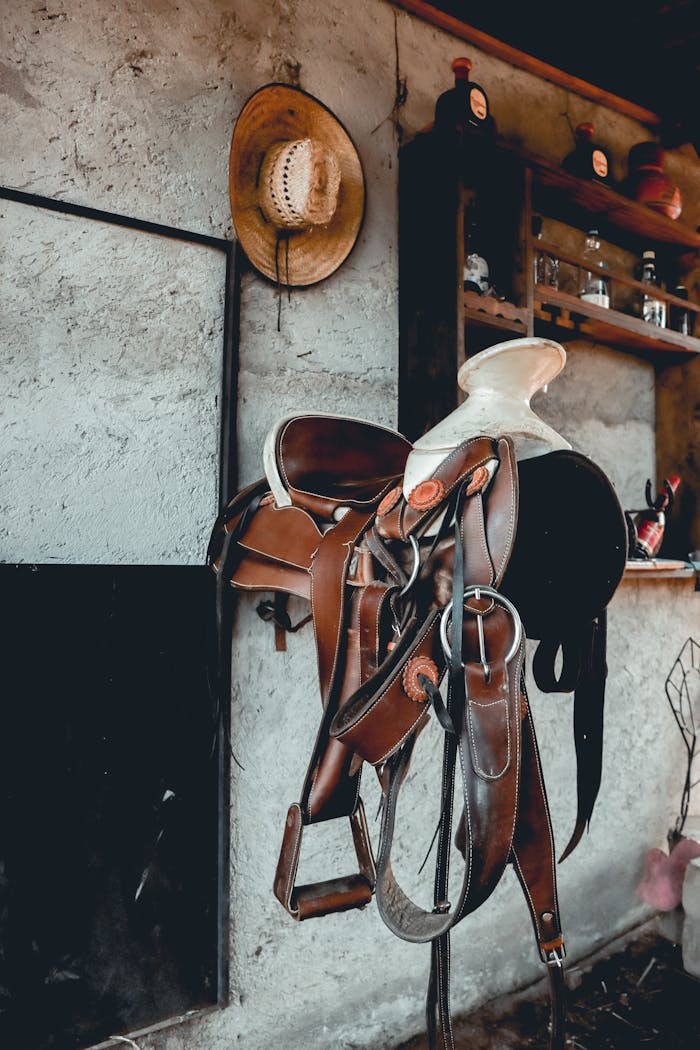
[587,229,599,237]
[674,285,688,298]
[643,249,656,259]
[452,57,472,80]
[576,122,595,140]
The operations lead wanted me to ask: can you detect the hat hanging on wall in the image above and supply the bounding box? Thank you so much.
[229,83,366,287]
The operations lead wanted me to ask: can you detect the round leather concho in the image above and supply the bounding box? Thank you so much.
[377,484,403,517]
[402,656,439,702]
[408,479,446,511]
[466,465,489,496]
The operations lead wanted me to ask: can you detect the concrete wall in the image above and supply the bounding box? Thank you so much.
[0,201,225,564]
[1,2,699,1048]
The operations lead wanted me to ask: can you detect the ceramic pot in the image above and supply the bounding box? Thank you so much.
[627,142,682,220]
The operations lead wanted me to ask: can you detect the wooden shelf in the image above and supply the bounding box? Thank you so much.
[400,96,700,555]
[406,127,700,252]
[533,286,700,357]
[401,125,700,412]
[530,160,700,252]
[463,290,528,335]
[533,238,700,317]
[499,140,700,253]
[622,559,697,581]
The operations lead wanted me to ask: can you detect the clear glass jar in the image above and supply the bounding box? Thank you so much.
[578,230,610,308]
[533,216,559,288]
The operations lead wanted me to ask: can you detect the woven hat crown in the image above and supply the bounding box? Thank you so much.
[259,138,341,230]
[229,84,365,285]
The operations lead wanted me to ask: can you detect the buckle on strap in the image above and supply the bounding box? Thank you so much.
[439,585,523,676]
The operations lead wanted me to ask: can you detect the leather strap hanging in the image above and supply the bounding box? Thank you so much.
[206,418,628,1050]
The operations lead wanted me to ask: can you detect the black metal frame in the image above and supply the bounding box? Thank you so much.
[0,185,240,1011]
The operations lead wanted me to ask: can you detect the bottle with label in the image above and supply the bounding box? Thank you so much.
[639,249,666,327]
[632,475,681,558]
[669,285,690,335]
[433,56,495,138]
[463,205,490,294]
[578,230,610,308]
[532,215,559,288]
[562,122,613,185]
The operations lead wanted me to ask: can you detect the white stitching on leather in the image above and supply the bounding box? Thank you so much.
[523,697,561,919]
[454,640,523,924]
[493,438,518,585]
[284,806,304,912]
[467,695,511,780]
[401,437,495,540]
[475,491,494,583]
[373,709,431,766]
[454,735,474,921]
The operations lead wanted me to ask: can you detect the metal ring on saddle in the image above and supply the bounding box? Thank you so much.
[439,585,523,679]
[398,535,421,597]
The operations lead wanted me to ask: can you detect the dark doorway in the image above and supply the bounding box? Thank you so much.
[0,564,225,1050]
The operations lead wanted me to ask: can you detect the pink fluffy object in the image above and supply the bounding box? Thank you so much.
[635,838,700,911]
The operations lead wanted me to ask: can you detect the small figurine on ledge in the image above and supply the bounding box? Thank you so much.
[626,474,681,559]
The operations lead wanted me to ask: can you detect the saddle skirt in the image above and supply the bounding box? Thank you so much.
[207,412,627,1050]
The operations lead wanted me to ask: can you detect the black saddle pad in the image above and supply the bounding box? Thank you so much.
[500,450,628,641]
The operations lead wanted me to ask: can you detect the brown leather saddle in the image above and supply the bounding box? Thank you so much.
[207,413,627,1050]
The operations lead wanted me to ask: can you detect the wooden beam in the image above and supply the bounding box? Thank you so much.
[390,0,662,129]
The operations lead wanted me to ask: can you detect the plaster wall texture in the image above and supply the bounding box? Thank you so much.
[0,199,225,563]
[0,2,697,1049]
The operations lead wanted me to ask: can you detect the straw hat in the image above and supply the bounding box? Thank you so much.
[229,83,366,287]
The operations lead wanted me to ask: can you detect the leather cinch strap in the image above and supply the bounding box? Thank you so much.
[372,443,565,1050]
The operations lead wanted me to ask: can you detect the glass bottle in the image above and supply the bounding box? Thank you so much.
[578,230,610,308]
[532,215,559,289]
[434,56,495,138]
[562,122,613,185]
[463,205,490,294]
[669,285,690,335]
[639,250,666,327]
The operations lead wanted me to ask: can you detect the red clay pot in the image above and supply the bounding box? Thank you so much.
[627,142,682,220]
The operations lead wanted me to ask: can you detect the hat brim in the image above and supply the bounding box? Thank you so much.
[229,84,366,287]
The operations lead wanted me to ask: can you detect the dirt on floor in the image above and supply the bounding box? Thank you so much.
[399,926,700,1049]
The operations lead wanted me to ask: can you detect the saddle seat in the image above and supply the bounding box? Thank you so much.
[262,412,413,521]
